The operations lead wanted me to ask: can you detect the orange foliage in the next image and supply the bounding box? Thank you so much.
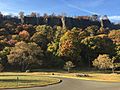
[19,30,30,40]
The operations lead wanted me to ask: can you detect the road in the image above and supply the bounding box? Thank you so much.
[6,78,120,90]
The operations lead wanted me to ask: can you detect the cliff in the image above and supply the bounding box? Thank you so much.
[0,15,117,29]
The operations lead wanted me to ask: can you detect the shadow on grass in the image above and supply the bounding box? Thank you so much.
[0,79,42,83]
[0,75,27,76]
[31,68,114,74]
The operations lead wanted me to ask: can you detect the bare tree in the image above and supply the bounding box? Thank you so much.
[19,11,24,24]
[30,12,37,17]
[61,12,66,29]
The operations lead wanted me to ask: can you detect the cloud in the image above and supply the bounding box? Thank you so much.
[0,2,18,15]
[108,16,120,21]
[61,0,100,15]
[2,11,18,16]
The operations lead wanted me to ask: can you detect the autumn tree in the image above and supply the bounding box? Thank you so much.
[108,30,120,67]
[64,61,75,73]
[15,24,36,36]
[19,30,30,41]
[93,54,112,70]
[58,31,82,66]
[7,41,44,71]
[93,54,120,73]
[108,30,120,44]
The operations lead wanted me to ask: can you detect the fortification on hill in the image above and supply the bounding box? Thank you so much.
[0,13,119,29]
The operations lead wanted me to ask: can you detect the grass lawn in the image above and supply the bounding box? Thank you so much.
[0,73,60,89]
[29,69,120,82]
[54,70,120,82]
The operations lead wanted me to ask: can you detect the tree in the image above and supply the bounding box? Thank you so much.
[91,14,99,21]
[58,31,82,66]
[46,41,65,68]
[61,12,67,29]
[30,12,37,17]
[98,27,106,34]
[19,12,24,24]
[0,12,3,18]
[0,28,9,36]
[19,30,30,41]
[31,32,48,50]
[93,54,120,73]
[54,26,66,41]
[81,35,115,67]
[64,61,75,73]
[85,25,99,36]
[115,43,120,59]
[110,57,119,73]
[108,30,120,44]
[15,24,36,36]
[7,41,44,71]
[47,41,59,56]
[93,54,112,70]
[36,25,54,42]
[0,47,10,71]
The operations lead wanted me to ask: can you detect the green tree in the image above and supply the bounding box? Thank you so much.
[81,35,115,67]
[47,41,59,56]
[0,47,10,71]
[31,32,48,50]
[85,25,99,36]
[115,43,120,59]
[54,26,66,41]
[36,25,54,42]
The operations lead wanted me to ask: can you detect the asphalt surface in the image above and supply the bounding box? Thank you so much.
[6,78,120,90]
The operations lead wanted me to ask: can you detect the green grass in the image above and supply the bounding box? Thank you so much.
[0,73,60,89]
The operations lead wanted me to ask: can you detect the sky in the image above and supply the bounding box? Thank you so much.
[0,0,120,22]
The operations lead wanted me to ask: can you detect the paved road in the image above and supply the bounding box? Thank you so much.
[6,78,120,90]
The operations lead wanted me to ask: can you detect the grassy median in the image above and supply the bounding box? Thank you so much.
[0,73,60,89]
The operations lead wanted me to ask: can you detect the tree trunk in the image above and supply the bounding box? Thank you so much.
[112,68,115,73]
[68,68,70,73]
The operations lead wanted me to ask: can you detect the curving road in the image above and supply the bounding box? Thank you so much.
[6,78,120,90]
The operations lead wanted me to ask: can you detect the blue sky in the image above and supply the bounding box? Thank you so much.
[0,0,120,22]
